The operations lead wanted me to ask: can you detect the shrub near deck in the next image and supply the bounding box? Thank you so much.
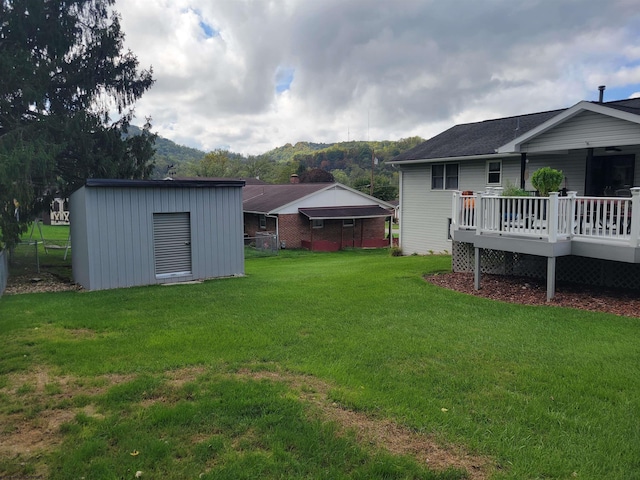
[1,249,639,479]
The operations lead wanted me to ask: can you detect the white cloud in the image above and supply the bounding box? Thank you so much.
[116,0,640,155]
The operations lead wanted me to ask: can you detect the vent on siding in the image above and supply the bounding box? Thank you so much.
[153,212,192,277]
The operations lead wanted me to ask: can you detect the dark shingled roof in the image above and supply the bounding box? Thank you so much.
[597,97,640,116]
[298,205,392,219]
[391,109,562,162]
[392,98,640,163]
[242,183,332,213]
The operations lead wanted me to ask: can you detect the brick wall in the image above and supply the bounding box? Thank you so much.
[244,213,389,250]
[278,214,308,248]
[244,213,276,237]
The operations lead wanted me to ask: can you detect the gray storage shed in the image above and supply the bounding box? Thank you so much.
[70,178,245,291]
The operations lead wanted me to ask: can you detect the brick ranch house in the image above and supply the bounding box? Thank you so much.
[243,180,395,251]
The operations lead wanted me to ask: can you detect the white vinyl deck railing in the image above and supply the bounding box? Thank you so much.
[452,187,640,247]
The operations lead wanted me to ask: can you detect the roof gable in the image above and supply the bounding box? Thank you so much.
[391,98,640,163]
[242,183,394,214]
[498,99,640,153]
[243,183,331,213]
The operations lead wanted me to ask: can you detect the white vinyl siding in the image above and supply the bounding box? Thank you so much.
[400,165,453,254]
[522,111,640,153]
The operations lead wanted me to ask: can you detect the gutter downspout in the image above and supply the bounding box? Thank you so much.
[520,153,527,190]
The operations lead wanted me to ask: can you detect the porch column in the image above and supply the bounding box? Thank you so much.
[546,257,556,301]
[474,247,482,290]
[520,153,527,190]
[630,188,640,247]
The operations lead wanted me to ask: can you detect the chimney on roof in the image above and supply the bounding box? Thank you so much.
[290,174,300,184]
[598,85,606,103]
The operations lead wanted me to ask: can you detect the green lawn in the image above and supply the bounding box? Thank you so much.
[1,249,639,479]
[9,224,72,280]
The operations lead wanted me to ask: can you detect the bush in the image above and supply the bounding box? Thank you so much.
[389,246,403,257]
[531,167,563,196]
[501,181,530,197]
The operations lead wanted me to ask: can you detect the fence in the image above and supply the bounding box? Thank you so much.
[7,239,73,282]
[244,232,279,258]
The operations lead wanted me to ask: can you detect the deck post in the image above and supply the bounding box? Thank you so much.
[567,191,577,238]
[474,247,482,290]
[630,188,640,247]
[548,192,559,243]
[546,256,556,301]
[475,193,483,236]
[451,191,460,232]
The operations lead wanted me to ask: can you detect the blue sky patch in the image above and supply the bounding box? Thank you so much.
[199,19,218,39]
[596,83,640,102]
[275,66,295,94]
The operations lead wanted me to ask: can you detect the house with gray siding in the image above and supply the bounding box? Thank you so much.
[390,95,640,299]
[70,178,245,291]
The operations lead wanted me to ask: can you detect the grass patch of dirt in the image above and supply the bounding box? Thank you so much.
[0,365,494,479]
[236,367,493,480]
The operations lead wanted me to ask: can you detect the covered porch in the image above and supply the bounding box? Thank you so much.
[299,205,393,252]
[451,188,640,300]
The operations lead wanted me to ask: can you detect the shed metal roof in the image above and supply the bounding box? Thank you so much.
[85,178,245,188]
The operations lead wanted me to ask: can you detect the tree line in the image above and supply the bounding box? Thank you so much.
[161,137,424,201]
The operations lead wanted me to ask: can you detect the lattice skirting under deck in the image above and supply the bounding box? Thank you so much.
[452,241,640,290]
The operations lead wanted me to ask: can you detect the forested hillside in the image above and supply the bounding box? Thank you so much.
[132,125,424,200]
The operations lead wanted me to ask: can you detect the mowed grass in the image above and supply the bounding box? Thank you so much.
[10,224,72,281]
[1,249,640,479]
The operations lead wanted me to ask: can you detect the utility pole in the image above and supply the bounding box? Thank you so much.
[370,148,375,196]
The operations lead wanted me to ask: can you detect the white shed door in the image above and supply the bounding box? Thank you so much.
[153,212,192,277]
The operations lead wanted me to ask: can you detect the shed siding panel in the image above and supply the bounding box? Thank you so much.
[70,187,90,289]
[71,184,243,291]
[523,112,640,152]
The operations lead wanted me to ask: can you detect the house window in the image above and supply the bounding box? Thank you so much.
[312,219,324,229]
[259,215,266,229]
[486,160,502,185]
[432,163,459,190]
[343,219,354,227]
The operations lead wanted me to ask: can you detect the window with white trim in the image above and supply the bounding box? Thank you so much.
[486,160,502,185]
[312,219,324,229]
[343,219,354,227]
[259,215,266,229]
[431,163,459,190]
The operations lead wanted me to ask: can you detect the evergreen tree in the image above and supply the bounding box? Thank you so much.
[0,0,155,248]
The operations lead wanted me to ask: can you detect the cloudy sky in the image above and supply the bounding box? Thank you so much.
[115,0,640,156]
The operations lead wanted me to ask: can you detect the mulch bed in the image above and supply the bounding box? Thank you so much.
[426,272,640,318]
[4,272,81,295]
